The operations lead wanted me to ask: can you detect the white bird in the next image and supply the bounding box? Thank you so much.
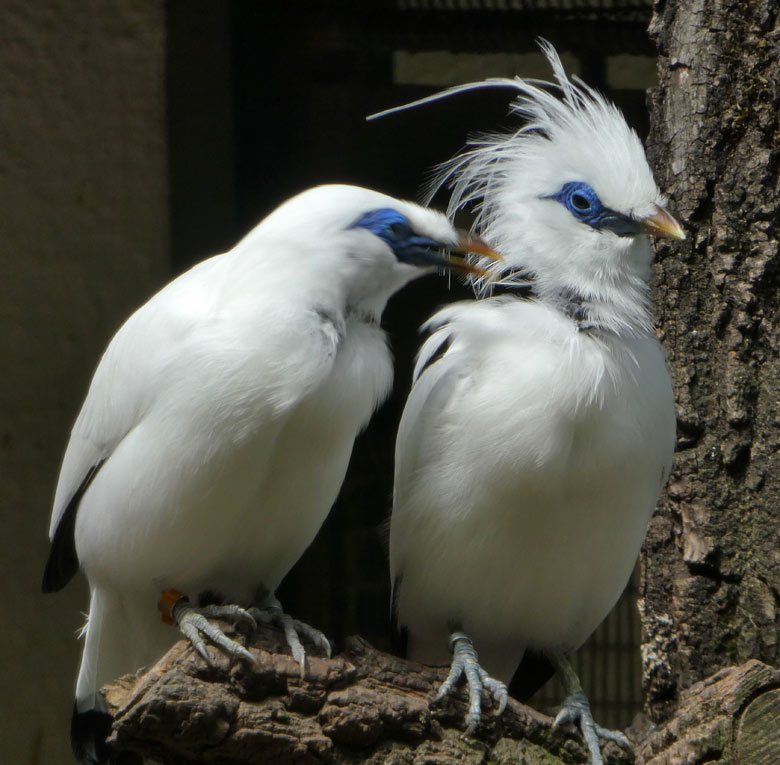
[42,183,499,764]
[388,43,684,763]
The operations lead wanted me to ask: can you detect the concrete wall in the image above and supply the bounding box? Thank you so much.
[0,2,169,761]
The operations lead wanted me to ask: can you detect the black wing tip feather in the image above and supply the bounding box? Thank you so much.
[42,526,79,593]
[389,575,409,659]
[42,459,105,593]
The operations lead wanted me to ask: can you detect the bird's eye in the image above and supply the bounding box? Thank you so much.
[543,182,606,226]
[387,221,410,238]
[570,193,591,211]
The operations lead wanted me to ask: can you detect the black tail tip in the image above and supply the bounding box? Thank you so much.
[71,704,142,765]
[71,705,112,765]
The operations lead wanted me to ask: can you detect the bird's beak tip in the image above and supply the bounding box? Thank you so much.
[455,231,503,262]
[643,206,685,241]
[445,231,502,278]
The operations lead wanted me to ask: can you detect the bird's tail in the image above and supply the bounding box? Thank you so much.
[72,585,170,763]
[71,703,114,765]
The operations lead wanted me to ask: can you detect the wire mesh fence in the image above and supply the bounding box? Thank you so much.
[530,566,643,729]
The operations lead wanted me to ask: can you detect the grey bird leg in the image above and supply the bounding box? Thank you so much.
[167,593,258,667]
[550,653,632,765]
[248,594,331,678]
[435,631,508,736]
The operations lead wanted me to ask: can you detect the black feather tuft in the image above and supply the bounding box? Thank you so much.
[417,335,452,379]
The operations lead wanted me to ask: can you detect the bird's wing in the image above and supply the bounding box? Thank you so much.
[391,304,470,584]
[394,299,513,499]
[44,253,343,592]
[389,303,486,665]
[43,300,165,592]
[396,315,454,489]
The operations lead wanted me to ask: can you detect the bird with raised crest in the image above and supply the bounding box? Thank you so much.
[386,42,684,763]
[42,183,500,764]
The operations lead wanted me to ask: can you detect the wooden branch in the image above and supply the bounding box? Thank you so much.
[102,624,779,764]
[102,624,626,764]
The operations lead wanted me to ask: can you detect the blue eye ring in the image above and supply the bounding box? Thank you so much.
[349,207,451,268]
[386,219,411,239]
[544,181,642,237]
[570,189,593,212]
[547,182,602,223]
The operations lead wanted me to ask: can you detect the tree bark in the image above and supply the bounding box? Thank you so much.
[103,625,623,765]
[641,0,780,724]
[103,626,780,764]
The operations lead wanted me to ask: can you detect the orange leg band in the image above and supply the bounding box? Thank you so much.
[158,588,185,625]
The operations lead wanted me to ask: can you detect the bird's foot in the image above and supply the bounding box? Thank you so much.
[160,590,258,667]
[553,692,632,765]
[434,631,508,736]
[248,598,331,678]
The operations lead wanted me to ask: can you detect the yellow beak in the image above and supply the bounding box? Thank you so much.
[449,231,503,276]
[643,206,685,240]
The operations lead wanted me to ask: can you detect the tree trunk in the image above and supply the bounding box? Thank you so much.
[641,0,780,724]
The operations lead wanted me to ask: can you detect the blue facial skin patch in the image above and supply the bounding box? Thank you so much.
[350,208,449,267]
[546,182,642,237]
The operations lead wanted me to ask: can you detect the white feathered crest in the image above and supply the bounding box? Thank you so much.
[370,40,659,301]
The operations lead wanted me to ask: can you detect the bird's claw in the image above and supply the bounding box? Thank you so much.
[172,599,258,667]
[553,692,632,764]
[248,604,331,678]
[435,632,508,736]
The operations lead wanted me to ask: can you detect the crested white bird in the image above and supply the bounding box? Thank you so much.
[42,183,499,764]
[388,43,683,763]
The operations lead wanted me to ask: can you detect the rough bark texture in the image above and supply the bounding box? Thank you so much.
[641,0,780,723]
[635,659,780,764]
[103,627,780,764]
[103,625,626,765]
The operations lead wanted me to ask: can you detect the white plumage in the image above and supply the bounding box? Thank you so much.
[43,183,497,764]
[389,43,683,762]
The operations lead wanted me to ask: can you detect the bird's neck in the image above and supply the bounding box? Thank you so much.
[489,277,655,337]
[344,268,421,326]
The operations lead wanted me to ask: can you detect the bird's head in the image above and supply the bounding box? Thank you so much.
[252,184,500,321]
[407,40,684,334]
[346,205,497,274]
